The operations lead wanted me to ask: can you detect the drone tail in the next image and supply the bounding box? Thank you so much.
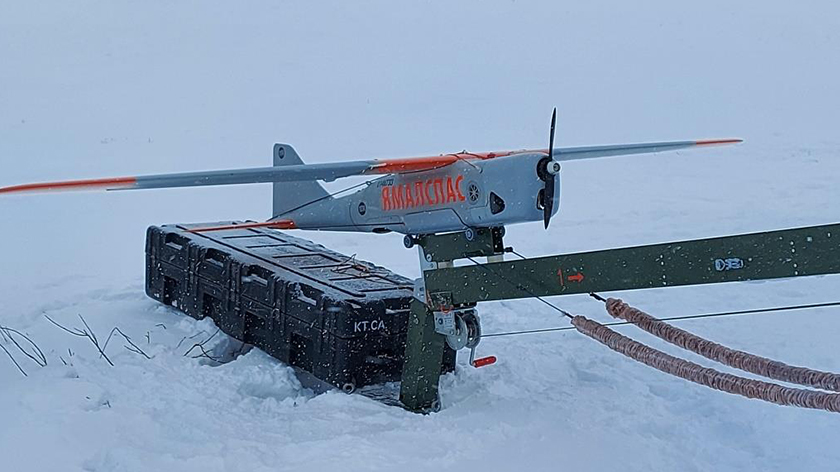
[271,144,330,217]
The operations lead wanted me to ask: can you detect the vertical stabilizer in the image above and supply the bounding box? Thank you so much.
[272,144,330,217]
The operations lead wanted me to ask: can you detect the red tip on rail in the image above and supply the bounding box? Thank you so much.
[188,220,297,233]
[472,356,497,368]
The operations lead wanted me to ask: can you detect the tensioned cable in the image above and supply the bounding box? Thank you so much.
[511,249,529,260]
[476,250,840,337]
[464,255,573,319]
[482,300,840,338]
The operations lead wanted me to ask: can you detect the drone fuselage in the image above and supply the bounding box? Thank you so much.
[276,152,559,235]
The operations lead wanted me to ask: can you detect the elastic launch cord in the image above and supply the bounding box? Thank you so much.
[598,296,840,392]
[573,315,840,413]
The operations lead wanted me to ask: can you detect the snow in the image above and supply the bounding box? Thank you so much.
[1,1,840,471]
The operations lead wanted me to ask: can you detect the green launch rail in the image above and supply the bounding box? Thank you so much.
[399,223,840,412]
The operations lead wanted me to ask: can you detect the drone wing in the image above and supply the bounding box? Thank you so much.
[552,139,742,162]
[0,155,476,195]
[0,139,740,195]
[0,161,369,194]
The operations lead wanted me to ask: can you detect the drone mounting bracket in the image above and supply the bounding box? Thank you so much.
[412,227,506,264]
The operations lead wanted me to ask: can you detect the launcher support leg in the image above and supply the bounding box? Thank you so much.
[399,298,446,413]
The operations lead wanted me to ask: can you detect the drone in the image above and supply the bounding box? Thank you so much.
[0,109,740,237]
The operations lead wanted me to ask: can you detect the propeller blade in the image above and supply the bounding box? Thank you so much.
[544,108,557,229]
[543,177,555,229]
[548,108,556,161]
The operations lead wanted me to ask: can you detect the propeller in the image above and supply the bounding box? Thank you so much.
[542,108,560,228]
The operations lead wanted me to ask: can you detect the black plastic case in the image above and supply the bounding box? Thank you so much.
[145,223,455,390]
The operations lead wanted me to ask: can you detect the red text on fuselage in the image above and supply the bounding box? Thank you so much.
[381,175,466,211]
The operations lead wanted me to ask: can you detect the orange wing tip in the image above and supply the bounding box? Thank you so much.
[187,220,297,233]
[0,176,137,195]
[694,138,743,146]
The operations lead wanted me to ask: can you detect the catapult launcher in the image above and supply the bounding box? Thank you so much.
[4,110,839,413]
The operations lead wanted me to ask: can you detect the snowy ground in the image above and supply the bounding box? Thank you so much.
[1,2,839,471]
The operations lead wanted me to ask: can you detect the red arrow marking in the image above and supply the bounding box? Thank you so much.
[567,272,585,283]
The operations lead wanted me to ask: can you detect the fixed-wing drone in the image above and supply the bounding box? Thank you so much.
[0,110,740,235]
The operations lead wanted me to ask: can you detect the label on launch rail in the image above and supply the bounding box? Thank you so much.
[714,257,745,272]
